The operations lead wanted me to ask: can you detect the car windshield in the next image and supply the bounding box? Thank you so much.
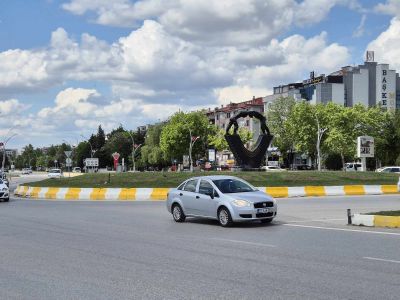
[51,170,61,173]
[212,179,255,194]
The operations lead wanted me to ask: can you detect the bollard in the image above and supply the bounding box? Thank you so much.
[347,209,352,225]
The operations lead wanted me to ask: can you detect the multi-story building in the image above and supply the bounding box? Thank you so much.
[264,51,400,112]
[5,149,18,157]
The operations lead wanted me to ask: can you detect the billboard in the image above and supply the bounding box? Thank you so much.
[208,149,216,162]
[183,155,190,167]
[357,136,374,158]
[84,158,99,167]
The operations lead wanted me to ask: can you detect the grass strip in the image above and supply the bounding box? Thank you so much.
[22,171,399,188]
[365,211,400,216]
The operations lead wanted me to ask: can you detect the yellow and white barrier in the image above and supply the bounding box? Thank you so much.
[14,184,399,201]
[352,213,400,228]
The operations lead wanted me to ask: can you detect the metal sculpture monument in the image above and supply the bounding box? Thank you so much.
[225,111,273,169]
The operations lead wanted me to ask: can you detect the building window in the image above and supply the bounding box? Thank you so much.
[216,114,219,120]
[226,113,231,118]
[246,120,250,126]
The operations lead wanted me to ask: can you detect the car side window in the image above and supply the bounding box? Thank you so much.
[392,168,400,172]
[177,182,186,190]
[183,179,198,193]
[199,180,214,196]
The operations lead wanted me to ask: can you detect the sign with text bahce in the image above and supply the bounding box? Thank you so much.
[357,136,374,158]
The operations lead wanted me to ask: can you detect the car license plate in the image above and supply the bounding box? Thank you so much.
[257,208,269,213]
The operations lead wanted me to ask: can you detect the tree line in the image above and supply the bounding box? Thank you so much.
[267,97,400,170]
[10,112,252,171]
[9,98,399,171]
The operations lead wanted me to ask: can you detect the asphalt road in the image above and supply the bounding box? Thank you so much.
[1,194,400,299]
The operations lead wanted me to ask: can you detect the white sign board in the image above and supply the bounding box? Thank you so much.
[84,158,99,167]
[183,155,190,167]
[357,136,374,158]
[208,149,216,162]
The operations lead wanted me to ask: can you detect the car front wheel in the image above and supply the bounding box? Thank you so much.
[172,204,185,222]
[4,198,9,202]
[218,207,233,227]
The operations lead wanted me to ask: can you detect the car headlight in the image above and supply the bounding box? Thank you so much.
[231,199,251,207]
[2,187,8,191]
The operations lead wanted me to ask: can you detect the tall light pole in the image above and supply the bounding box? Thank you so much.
[124,127,141,172]
[80,135,95,158]
[132,143,142,172]
[1,133,18,173]
[188,128,200,172]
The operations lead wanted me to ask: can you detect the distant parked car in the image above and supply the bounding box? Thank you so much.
[166,175,277,227]
[376,166,400,174]
[261,166,286,172]
[72,167,81,173]
[21,168,31,175]
[48,169,63,179]
[345,163,362,172]
[0,178,9,202]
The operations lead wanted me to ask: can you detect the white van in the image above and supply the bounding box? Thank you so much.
[345,163,362,172]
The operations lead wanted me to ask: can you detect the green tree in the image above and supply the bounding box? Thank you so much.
[160,111,213,163]
[266,97,296,159]
[140,124,167,168]
[324,105,360,169]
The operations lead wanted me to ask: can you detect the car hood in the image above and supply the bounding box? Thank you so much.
[226,190,274,203]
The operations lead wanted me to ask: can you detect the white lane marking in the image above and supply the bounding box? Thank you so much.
[212,238,276,248]
[287,218,346,223]
[283,224,400,236]
[363,257,400,264]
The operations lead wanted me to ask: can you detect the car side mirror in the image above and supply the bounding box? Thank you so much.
[206,190,215,199]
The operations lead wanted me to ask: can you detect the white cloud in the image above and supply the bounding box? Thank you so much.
[62,0,363,46]
[353,14,367,38]
[0,99,29,115]
[367,17,400,70]
[1,1,357,147]
[374,0,400,17]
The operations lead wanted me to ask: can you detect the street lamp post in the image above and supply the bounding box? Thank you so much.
[1,133,18,173]
[132,143,142,172]
[80,135,95,158]
[188,128,200,172]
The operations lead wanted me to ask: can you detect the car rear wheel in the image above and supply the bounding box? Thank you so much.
[218,207,233,227]
[172,204,185,222]
[260,218,273,224]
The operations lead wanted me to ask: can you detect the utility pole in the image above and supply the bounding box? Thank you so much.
[316,116,327,171]
[1,133,17,173]
[188,128,200,172]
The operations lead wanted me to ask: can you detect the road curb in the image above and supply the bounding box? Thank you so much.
[14,184,399,201]
[352,213,400,228]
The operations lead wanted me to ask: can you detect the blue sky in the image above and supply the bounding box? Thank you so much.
[0,0,399,149]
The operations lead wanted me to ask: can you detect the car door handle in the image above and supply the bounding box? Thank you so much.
[179,193,183,196]
[196,196,200,199]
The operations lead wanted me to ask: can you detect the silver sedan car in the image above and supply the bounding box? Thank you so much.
[166,175,277,227]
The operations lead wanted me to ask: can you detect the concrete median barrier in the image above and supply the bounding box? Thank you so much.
[352,213,400,228]
[13,184,399,201]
